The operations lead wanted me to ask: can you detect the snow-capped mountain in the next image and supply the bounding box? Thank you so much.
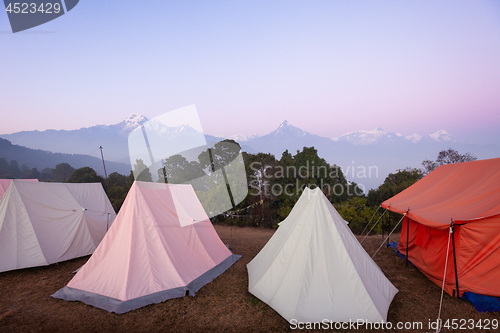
[144,120,201,139]
[0,114,229,165]
[405,133,422,143]
[244,119,334,158]
[330,128,457,145]
[428,130,457,143]
[1,116,498,191]
[241,120,500,191]
[332,127,404,145]
[225,133,261,142]
[272,120,308,137]
[1,114,158,162]
[119,113,149,132]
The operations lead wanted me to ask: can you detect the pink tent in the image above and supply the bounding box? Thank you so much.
[0,179,38,200]
[52,181,240,313]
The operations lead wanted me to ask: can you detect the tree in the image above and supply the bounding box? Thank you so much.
[108,172,129,188]
[187,140,247,217]
[244,152,280,227]
[362,167,424,235]
[40,168,55,181]
[158,154,204,184]
[236,147,363,228]
[286,147,362,203]
[335,197,378,234]
[21,166,40,179]
[0,158,8,176]
[128,170,135,185]
[198,140,241,170]
[422,148,477,175]
[366,168,423,207]
[107,172,133,212]
[6,160,22,178]
[53,163,75,182]
[0,158,16,178]
[67,167,104,184]
[132,159,153,182]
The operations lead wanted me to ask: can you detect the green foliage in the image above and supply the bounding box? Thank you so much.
[0,158,21,178]
[107,172,133,212]
[39,168,54,181]
[224,146,364,229]
[422,148,477,175]
[64,166,132,213]
[22,166,40,179]
[366,168,423,207]
[158,154,205,184]
[67,167,104,184]
[5,144,478,236]
[53,163,75,182]
[0,157,133,213]
[133,159,153,182]
[335,197,379,235]
[0,158,62,181]
[0,158,40,179]
[198,139,241,170]
[275,194,296,222]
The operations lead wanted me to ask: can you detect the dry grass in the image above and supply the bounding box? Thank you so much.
[0,226,497,332]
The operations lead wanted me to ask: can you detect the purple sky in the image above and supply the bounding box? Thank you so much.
[1,1,500,144]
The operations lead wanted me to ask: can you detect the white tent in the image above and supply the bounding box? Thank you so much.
[0,180,115,273]
[52,181,241,313]
[0,179,38,200]
[247,187,398,323]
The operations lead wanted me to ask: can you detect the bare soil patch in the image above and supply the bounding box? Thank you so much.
[0,226,497,332]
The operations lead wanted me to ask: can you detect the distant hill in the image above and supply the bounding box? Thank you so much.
[0,114,149,163]
[0,113,253,165]
[0,138,131,176]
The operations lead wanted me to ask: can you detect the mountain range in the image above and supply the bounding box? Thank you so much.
[2,115,499,191]
[241,120,500,190]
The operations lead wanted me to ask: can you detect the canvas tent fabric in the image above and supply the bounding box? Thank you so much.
[381,158,500,298]
[0,179,38,200]
[52,181,241,314]
[0,180,115,273]
[247,187,398,323]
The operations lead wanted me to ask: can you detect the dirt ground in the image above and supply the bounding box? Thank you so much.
[0,225,497,332]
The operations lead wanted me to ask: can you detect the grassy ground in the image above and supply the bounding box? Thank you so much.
[0,225,497,332]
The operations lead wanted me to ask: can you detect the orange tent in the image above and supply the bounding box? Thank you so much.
[381,158,500,298]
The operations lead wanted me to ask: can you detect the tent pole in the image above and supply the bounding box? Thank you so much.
[99,146,109,194]
[451,219,460,298]
[405,210,409,266]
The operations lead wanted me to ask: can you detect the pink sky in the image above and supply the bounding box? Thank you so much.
[1,1,499,144]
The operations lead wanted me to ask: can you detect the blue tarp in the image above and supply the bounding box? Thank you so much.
[462,292,500,313]
[387,242,500,312]
[387,242,404,259]
[387,242,416,268]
